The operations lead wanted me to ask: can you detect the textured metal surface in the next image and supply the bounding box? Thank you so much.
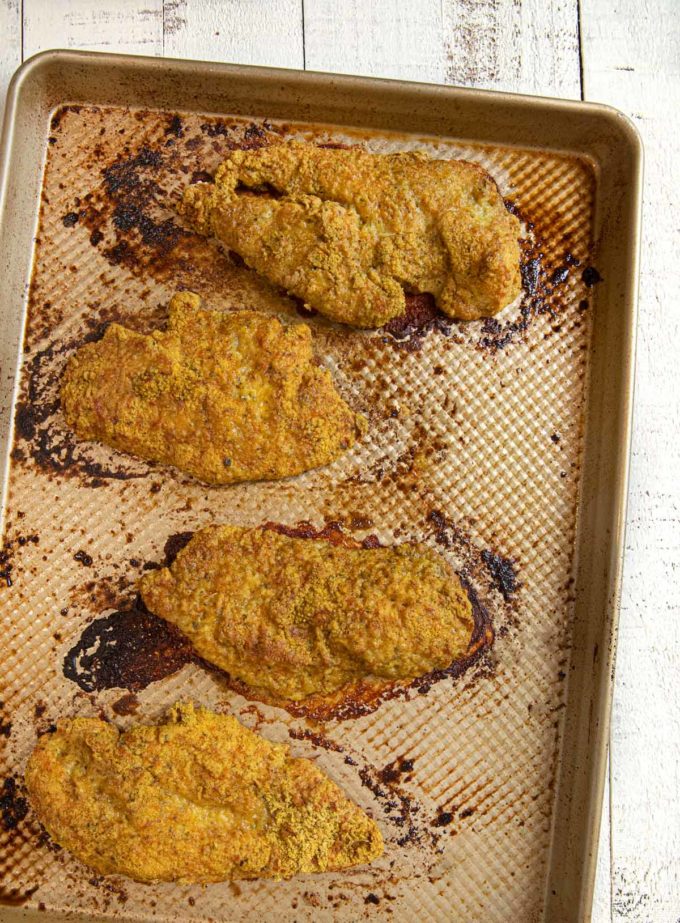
[0,55,640,923]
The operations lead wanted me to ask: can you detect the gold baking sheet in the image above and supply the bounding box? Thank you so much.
[0,53,642,923]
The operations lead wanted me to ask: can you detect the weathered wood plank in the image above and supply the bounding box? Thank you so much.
[581,0,680,919]
[304,1,580,94]
[304,0,447,83]
[22,0,163,58]
[0,0,22,125]
[163,0,303,69]
[442,0,581,97]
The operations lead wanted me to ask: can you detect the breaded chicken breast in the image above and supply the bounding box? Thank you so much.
[181,141,521,327]
[25,703,383,882]
[139,525,476,705]
[61,292,363,485]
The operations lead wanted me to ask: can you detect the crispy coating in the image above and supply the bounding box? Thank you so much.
[139,526,476,704]
[181,141,521,327]
[60,292,362,485]
[24,703,383,882]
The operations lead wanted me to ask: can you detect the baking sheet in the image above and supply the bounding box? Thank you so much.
[0,53,641,923]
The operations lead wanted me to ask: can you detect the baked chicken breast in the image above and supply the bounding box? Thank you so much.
[61,292,362,484]
[181,141,522,327]
[25,703,383,882]
[139,525,476,705]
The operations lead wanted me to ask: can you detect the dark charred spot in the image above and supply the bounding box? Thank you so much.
[379,756,416,783]
[63,601,195,694]
[165,115,184,137]
[0,778,28,831]
[200,120,232,137]
[61,212,79,227]
[358,766,420,845]
[244,123,267,143]
[89,228,104,246]
[481,549,519,601]
[433,810,454,827]
[550,266,570,285]
[365,894,380,905]
[551,432,561,444]
[582,266,602,286]
[521,257,542,295]
[459,807,475,819]
[102,147,162,195]
[73,550,93,567]
[14,404,36,441]
[426,508,464,550]
[0,720,11,738]
[162,531,194,566]
[381,293,451,352]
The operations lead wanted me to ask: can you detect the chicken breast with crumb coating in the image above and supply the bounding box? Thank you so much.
[25,703,383,882]
[139,525,477,706]
[181,141,521,327]
[60,292,363,485]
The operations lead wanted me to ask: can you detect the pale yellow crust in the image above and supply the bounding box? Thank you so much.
[60,292,363,485]
[25,703,383,883]
[139,526,476,704]
[181,141,522,327]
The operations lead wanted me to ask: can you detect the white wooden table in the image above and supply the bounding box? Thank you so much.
[0,2,677,920]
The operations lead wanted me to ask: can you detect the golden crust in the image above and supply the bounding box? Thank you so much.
[60,292,363,485]
[139,526,476,704]
[181,141,522,327]
[25,703,383,882]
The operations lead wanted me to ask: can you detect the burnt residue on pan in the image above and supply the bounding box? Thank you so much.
[63,600,196,694]
[0,777,29,832]
[13,335,150,487]
[481,548,520,600]
[286,727,437,852]
[0,533,39,590]
[62,530,197,693]
[43,111,280,310]
[474,195,598,353]
[380,293,452,352]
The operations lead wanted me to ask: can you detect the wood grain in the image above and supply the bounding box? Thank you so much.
[0,0,21,125]
[163,0,303,68]
[22,0,163,57]
[304,0,446,82]
[441,0,581,97]
[581,2,680,918]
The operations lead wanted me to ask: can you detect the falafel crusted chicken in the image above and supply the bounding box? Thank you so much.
[60,292,363,485]
[181,140,522,327]
[139,525,477,707]
[25,703,383,882]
